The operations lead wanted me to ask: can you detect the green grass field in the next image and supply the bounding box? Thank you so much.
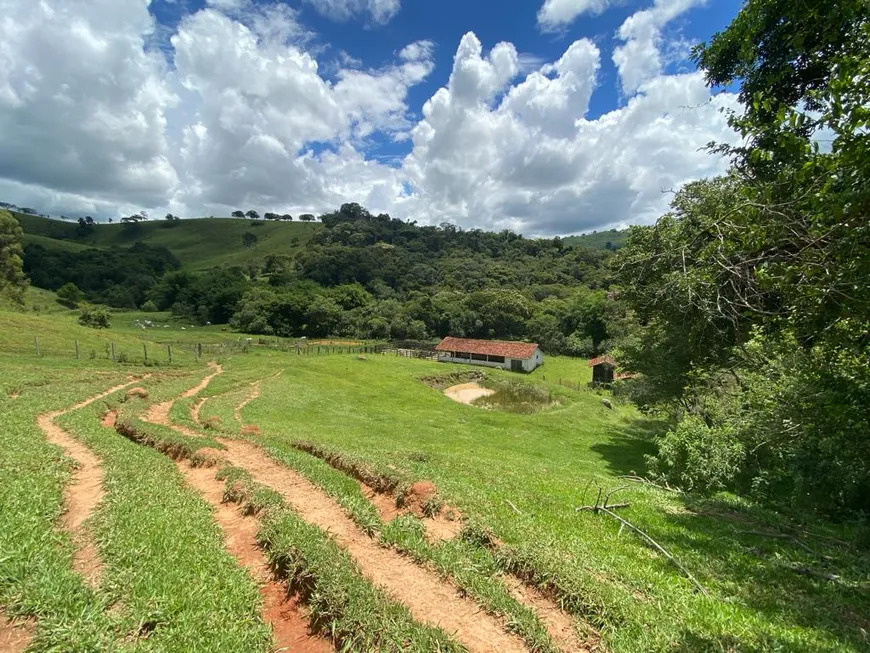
[15,212,321,271]
[561,229,628,251]
[2,304,867,652]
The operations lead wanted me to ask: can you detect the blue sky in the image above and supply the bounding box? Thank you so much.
[0,0,745,234]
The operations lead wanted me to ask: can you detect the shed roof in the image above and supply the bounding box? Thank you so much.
[435,337,539,360]
[587,355,617,368]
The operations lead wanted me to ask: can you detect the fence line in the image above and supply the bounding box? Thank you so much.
[20,337,445,365]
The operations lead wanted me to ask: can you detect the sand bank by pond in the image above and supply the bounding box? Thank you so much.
[444,382,495,405]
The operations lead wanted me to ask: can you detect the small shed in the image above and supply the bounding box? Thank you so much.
[435,337,543,373]
[588,355,617,385]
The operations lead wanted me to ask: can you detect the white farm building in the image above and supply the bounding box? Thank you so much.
[434,337,543,373]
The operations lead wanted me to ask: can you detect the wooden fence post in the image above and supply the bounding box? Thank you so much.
[168,344,172,364]
[111,342,116,362]
[34,337,40,358]
[143,342,148,362]
[74,339,80,360]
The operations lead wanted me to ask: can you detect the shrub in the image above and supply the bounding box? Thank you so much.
[78,306,111,329]
[141,299,158,312]
[475,378,554,414]
[646,417,744,494]
[56,282,84,308]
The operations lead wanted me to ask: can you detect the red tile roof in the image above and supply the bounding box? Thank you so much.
[587,355,617,367]
[435,337,540,359]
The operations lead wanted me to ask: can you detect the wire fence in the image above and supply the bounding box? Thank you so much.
[20,336,442,365]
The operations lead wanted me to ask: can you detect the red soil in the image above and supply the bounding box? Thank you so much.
[216,437,528,653]
[501,575,594,653]
[179,463,333,653]
[358,481,401,521]
[0,613,34,653]
[37,378,145,586]
[144,363,222,435]
[125,387,149,401]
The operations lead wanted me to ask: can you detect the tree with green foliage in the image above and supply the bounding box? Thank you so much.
[615,0,870,514]
[231,210,245,218]
[0,209,28,303]
[242,232,258,248]
[246,210,260,220]
[56,282,84,308]
[78,306,111,329]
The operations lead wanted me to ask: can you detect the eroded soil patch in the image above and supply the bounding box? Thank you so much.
[501,575,593,653]
[0,613,34,653]
[216,437,527,653]
[422,370,486,391]
[101,411,117,428]
[179,462,333,653]
[37,378,143,585]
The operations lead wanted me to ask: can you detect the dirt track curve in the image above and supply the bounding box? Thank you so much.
[149,366,529,652]
[37,377,145,585]
[216,437,528,653]
[178,462,333,653]
[141,364,334,652]
[145,365,592,653]
[144,363,222,435]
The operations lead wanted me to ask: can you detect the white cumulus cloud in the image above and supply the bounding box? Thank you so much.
[613,0,706,94]
[401,27,738,235]
[0,0,739,235]
[304,0,401,25]
[0,0,178,209]
[537,0,619,31]
[171,7,433,213]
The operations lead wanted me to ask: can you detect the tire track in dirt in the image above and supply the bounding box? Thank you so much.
[190,397,206,426]
[501,575,592,653]
[177,462,333,653]
[0,612,34,653]
[154,369,572,653]
[144,363,222,436]
[233,382,260,423]
[37,377,146,586]
[233,370,284,425]
[216,437,529,653]
[140,365,334,651]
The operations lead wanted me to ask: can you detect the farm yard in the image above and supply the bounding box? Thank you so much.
[2,305,868,652]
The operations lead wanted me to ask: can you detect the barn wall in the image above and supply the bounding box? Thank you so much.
[438,348,543,373]
[521,348,544,372]
[437,354,508,370]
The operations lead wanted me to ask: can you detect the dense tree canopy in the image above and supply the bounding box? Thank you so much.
[615,0,870,514]
[24,242,180,308]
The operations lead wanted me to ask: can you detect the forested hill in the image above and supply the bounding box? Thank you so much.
[15,204,620,355]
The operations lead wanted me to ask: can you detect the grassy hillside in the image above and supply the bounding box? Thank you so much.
[1,302,866,651]
[562,228,628,250]
[15,212,321,271]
